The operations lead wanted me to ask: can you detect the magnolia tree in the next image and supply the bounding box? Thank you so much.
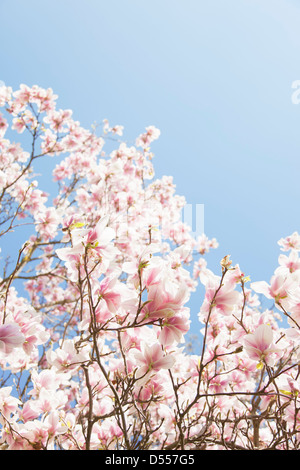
[0,84,299,451]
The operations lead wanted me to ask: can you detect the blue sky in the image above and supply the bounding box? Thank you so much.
[1,0,300,334]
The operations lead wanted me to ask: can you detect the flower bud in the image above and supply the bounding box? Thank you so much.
[220,255,232,269]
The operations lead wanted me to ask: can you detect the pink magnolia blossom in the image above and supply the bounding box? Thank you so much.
[199,273,241,320]
[122,243,161,289]
[0,85,12,107]
[159,314,190,346]
[287,300,300,327]
[35,207,60,241]
[134,343,175,386]
[141,282,188,322]
[0,387,21,419]
[276,250,300,274]
[135,125,160,148]
[134,378,165,403]
[43,412,67,440]
[95,276,121,314]
[56,216,116,274]
[0,324,25,354]
[278,232,300,252]
[20,401,40,422]
[46,339,89,372]
[94,304,113,326]
[29,370,60,398]
[195,234,219,255]
[0,114,8,137]
[251,272,300,309]
[242,324,282,366]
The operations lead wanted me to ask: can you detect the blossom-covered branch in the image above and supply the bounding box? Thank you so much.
[0,84,299,450]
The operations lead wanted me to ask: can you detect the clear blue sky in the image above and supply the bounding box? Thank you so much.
[1,0,300,333]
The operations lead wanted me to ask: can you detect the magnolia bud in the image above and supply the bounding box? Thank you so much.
[220,255,232,269]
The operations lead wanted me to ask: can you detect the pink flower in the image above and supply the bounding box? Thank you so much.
[195,234,219,255]
[95,276,121,314]
[278,232,300,252]
[35,207,60,241]
[276,250,300,274]
[159,315,190,346]
[209,376,229,394]
[251,272,299,309]
[0,324,25,354]
[141,283,188,322]
[46,339,88,372]
[135,378,164,403]
[0,114,8,137]
[20,401,40,422]
[122,243,161,288]
[43,411,67,439]
[242,324,282,366]
[0,387,21,419]
[0,85,12,107]
[56,217,116,266]
[200,273,240,319]
[288,302,300,326]
[135,126,160,148]
[134,343,175,386]
[94,305,113,325]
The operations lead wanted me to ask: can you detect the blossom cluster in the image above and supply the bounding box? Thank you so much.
[0,84,299,450]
